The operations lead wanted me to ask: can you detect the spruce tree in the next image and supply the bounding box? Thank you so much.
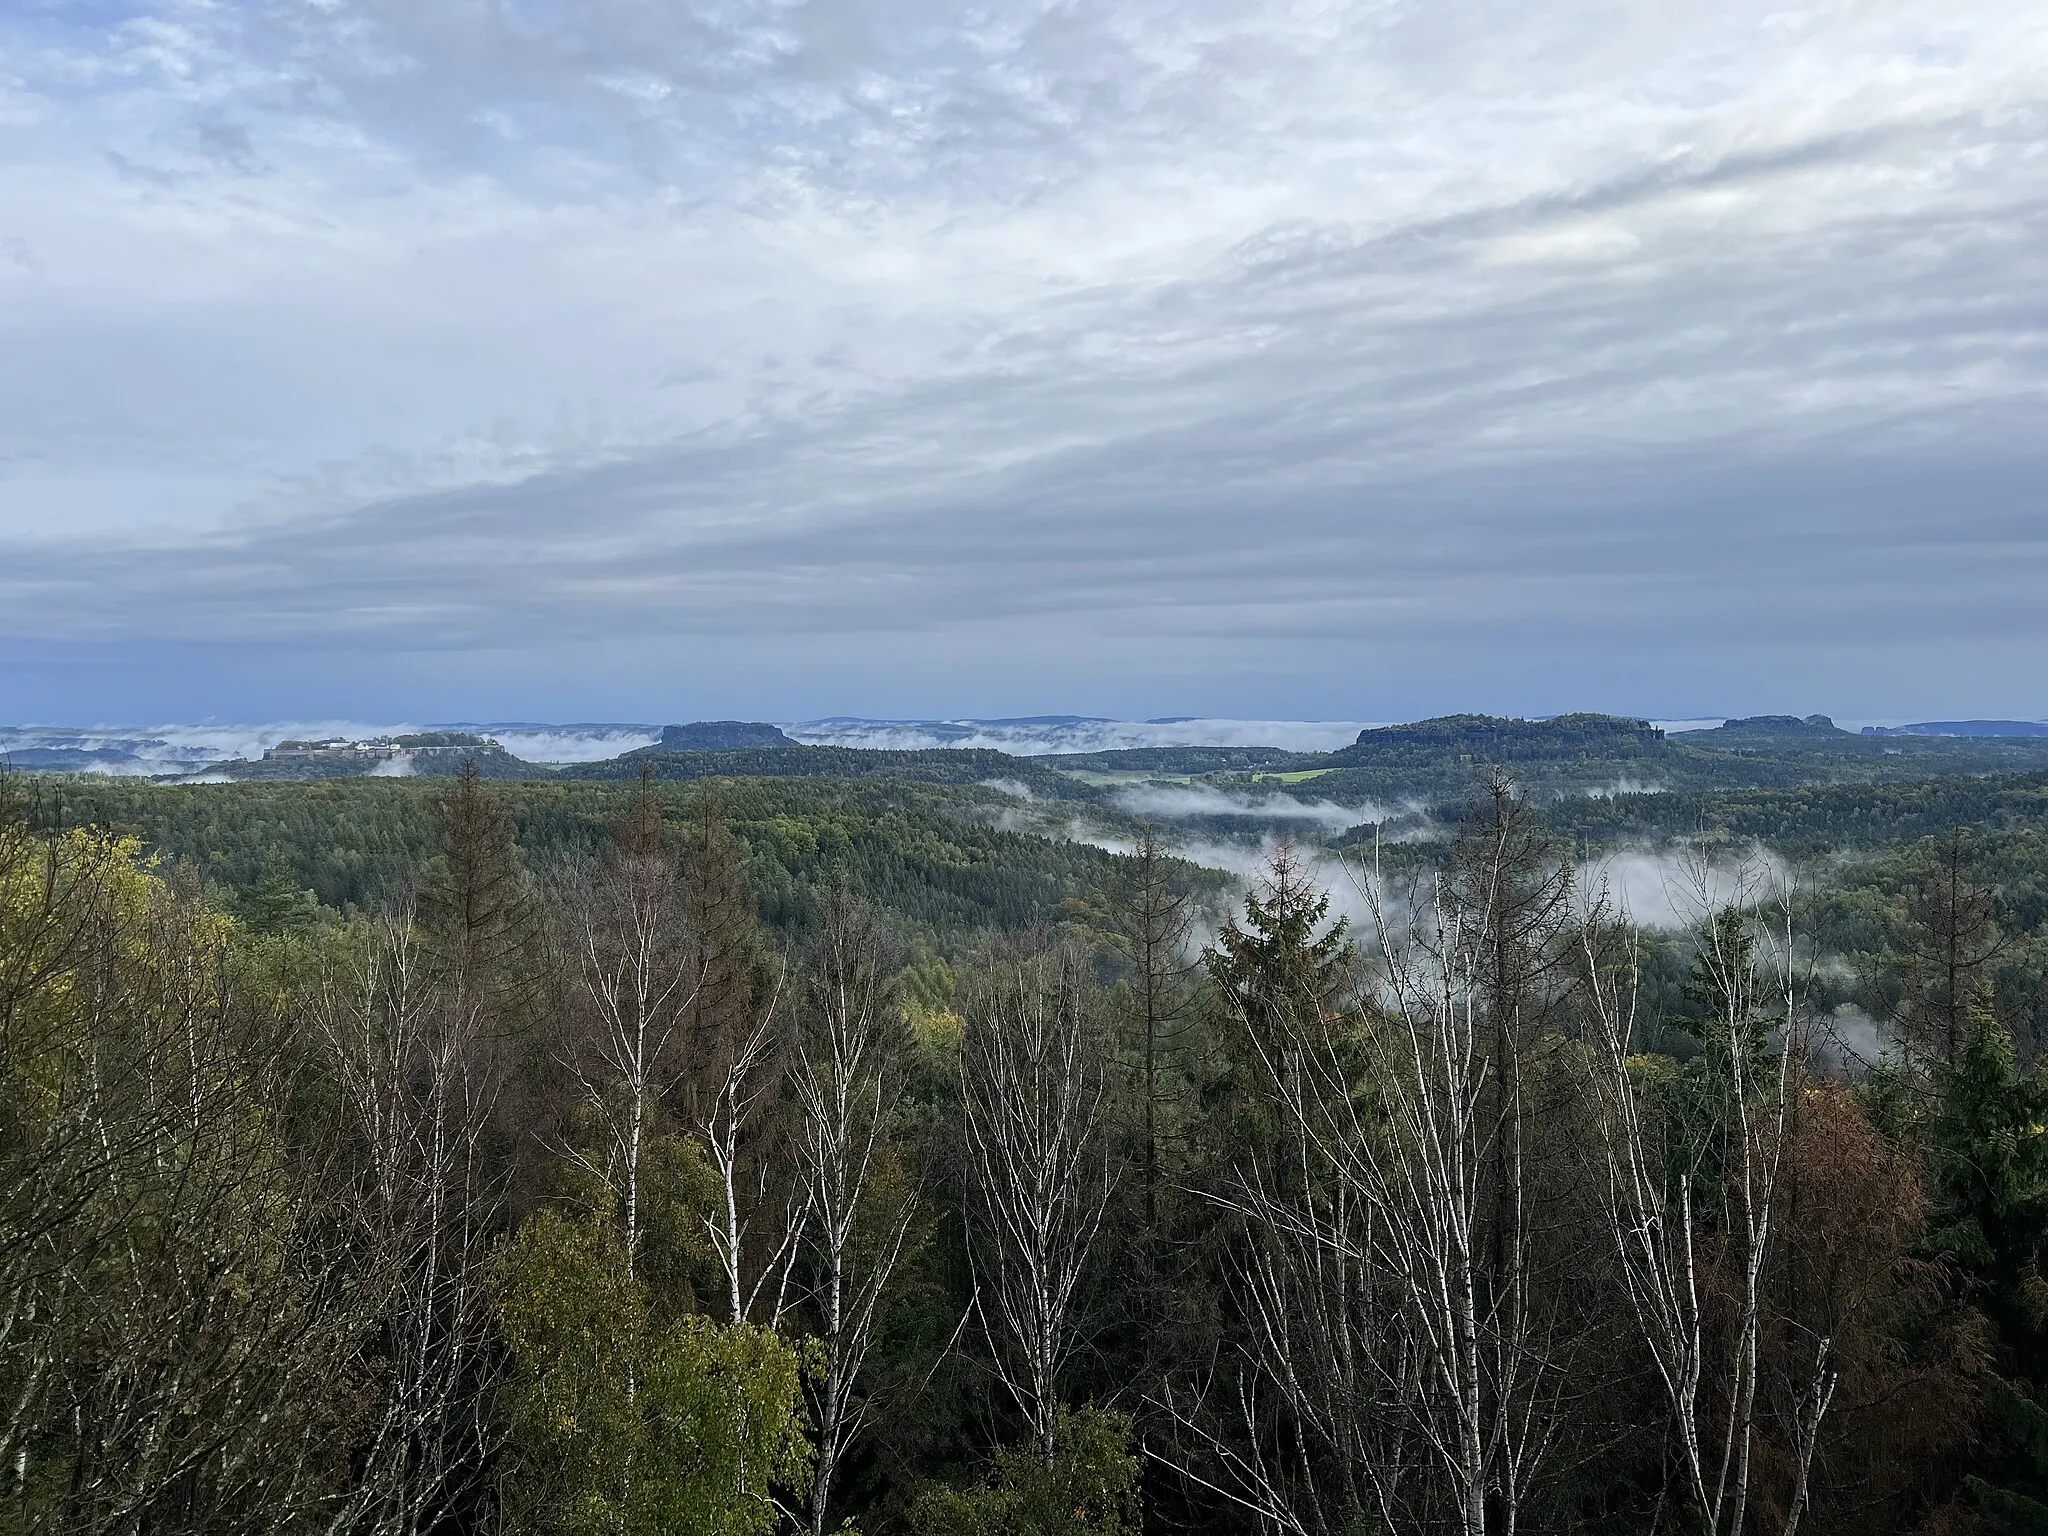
[419,758,536,1028]
[1204,838,1351,1037]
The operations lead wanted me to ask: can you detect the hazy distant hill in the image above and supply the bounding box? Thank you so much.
[562,744,1088,796]
[1676,715,2048,771]
[216,733,546,781]
[1179,712,2048,808]
[1862,719,2048,738]
[646,721,797,750]
[1041,745,1305,775]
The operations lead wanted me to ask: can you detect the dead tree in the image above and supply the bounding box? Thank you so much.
[958,943,1116,1467]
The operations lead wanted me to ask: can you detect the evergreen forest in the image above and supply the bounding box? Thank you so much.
[12,725,2048,1536]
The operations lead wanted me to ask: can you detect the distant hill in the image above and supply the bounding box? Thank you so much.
[646,721,797,751]
[216,733,546,781]
[1198,711,2048,808]
[1863,720,2048,738]
[1675,716,2048,770]
[1331,713,1665,764]
[0,746,142,771]
[562,744,1088,796]
[1043,745,1306,775]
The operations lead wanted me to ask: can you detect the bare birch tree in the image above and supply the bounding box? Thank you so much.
[1581,863,1839,1536]
[1180,844,1575,1536]
[698,989,802,1328]
[959,943,1116,1466]
[313,909,504,1536]
[557,788,699,1279]
[789,893,918,1536]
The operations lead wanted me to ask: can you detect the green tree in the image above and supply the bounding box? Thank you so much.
[1083,827,1199,1273]
[909,1409,1139,1536]
[418,759,537,1024]
[1204,839,1352,1035]
[497,1206,809,1536]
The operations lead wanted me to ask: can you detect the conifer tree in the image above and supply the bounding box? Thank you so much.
[1892,830,2007,1068]
[1204,838,1352,1036]
[677,791,763,1091]
[418,759,535,1028]
[1096,827,1199,1255]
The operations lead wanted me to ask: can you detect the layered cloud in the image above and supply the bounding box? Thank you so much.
[3,0,2046,719]
[786,717,1376,753]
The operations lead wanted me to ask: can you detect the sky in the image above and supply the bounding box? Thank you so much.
[2,0,2045,726]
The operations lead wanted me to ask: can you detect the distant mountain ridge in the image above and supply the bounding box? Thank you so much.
[1862,720,2048,738]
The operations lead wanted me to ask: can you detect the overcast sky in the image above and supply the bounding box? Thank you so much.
[3,0,2045,725]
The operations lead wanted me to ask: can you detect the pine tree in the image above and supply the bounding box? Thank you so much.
[677,791,763,1091]
[1204,838,1351,1037]
[1932,1015,2048,1529]
[1680,905,1772,1058]
[418,758,536,1028]
[1096,827,1198,1252]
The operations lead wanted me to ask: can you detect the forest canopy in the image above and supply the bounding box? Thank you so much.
[6,751,2048,1535]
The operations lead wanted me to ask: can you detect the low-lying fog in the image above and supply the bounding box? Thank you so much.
[1109,783,1380,832]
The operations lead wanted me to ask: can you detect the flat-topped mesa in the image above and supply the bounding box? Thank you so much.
[1716,714,1843,735]
[652,721,797,751]
[1333,713,1665,764]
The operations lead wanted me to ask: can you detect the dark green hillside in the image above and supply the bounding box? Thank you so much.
[1675,715,2048,772]
[565,743,1088,797]
[1043,745,1306,774]
[1332,712,1666,763]
[1223,713,1673,804]
[1542,770,2048,855]
[10,772,1135,939]
[1222,713,2048,808]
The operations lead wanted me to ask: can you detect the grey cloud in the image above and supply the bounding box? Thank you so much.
[3,0,2048,717]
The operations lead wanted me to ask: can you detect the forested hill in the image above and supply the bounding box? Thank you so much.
[12,773,1152,936]
[563,743,1090,797]
[1333,711,1667,763]
[1542,769,2048,853]
[1195,712,2048,804]
[212,732,547,780]
[15,750,2048,1535]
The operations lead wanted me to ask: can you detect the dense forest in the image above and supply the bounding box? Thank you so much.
[9,745,2048,1536]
